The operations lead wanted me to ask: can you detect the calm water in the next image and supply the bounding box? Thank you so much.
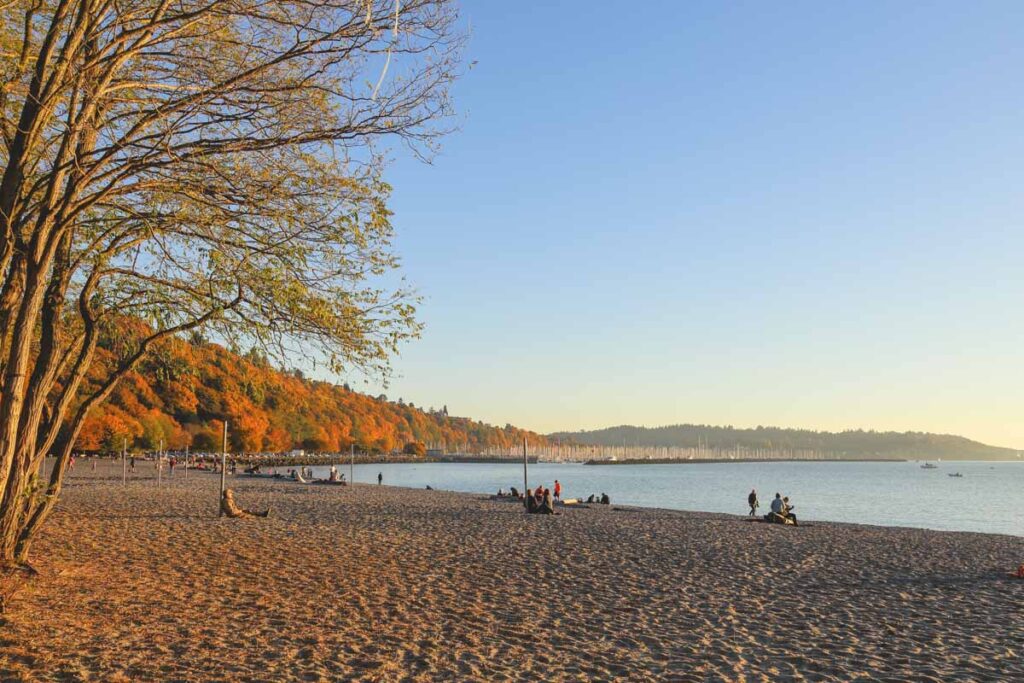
[309,460,1024,537]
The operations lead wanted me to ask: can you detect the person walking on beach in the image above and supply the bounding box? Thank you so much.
[377,472,383,485]
[553,480,562,501]
[748,489,759,516]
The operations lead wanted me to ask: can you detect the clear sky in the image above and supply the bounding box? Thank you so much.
[353,1,1024,448]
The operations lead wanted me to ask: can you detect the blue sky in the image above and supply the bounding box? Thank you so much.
[351,1,1024,447]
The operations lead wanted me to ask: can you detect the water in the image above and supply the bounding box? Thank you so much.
[306,460,1024,537]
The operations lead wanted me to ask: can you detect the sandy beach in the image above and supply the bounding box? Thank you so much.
[1,461,1022,682]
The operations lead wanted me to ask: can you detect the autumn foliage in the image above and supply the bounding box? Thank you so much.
[75,331,544,456]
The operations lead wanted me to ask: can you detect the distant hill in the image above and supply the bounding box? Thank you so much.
[75,322,546,455]
[548,424,1020,461]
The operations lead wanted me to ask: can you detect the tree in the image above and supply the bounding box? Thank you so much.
[0,0,462,576]
[402,441,426,457]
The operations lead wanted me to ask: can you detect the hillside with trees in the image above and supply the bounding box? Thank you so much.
[75,325,545,456]
[549,424,1019,461]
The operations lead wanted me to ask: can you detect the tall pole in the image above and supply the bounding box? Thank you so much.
[184,444,189,481]
[157,438,163,485]
[122,438,127,486]
[350,443,354,484]
[220,421,228,496]
[522,437,528,508]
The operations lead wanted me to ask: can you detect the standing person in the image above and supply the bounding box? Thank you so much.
[377,472,383,485]
[169,457,176,478]
[553,480,562,501]
[130,455,136,473]
[748,489,759,516]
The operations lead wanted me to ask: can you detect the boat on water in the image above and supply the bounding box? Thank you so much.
[921,463,938,469]
[948,472,963,478]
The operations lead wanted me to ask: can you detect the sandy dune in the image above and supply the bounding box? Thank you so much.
[1,460,1022,681]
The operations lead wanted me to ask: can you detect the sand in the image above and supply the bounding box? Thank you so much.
[1,460,1022,682]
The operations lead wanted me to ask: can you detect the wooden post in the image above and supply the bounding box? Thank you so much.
[122,438,127,486]
[522,437,528,509]
[157,439,163,485]
[350,443,354,484]
[184,444,189,481]
[220,421,228,497]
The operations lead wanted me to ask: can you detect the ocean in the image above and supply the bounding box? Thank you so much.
[307,459,1024,536]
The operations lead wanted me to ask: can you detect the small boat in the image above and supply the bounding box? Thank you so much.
[948,472,963,478]
[921,463,938,469]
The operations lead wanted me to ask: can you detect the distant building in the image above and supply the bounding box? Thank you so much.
[426,449,444,457]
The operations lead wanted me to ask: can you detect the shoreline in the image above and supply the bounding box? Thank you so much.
[582,457,908,465]
[230,464,1023,539]
[399,484,1024,540]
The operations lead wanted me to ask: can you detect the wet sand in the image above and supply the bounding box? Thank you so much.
[1,461,1022,681]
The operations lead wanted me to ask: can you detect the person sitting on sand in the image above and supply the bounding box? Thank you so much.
[586,494,595,504]
[510,486,519,498]
[220,489,271,519]
[526,488,538,513]
[329,465,339,482]
[538,489,556,515]
[600,493,610,505]
[533,487,544,507]
[766,493,795,525]
[783,497,798,526]
[748,489,759,516]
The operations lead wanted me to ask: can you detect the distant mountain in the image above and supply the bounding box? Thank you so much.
[548,424,1020,461]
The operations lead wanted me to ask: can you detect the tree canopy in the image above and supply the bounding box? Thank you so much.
[74,327,545,456]
[0,0,462,566]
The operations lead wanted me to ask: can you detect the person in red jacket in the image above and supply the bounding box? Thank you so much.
[553,480,562,501]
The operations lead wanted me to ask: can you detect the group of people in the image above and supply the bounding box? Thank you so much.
[525,486,557,514]
[495,480,567,515]
[496,481,613,509]
[747,489,798,526]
